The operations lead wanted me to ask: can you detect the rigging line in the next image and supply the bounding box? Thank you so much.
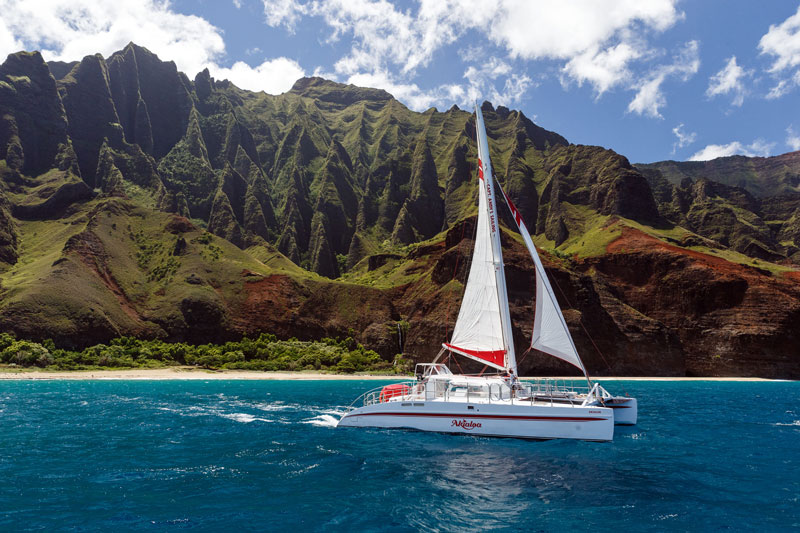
[547,263,628,395]
[516,345,534,370]
[451,349,466,375]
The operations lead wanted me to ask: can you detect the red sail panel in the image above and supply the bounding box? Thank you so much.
[444,343,505,368]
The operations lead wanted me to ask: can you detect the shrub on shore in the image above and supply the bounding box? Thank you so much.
[0,333,410,374]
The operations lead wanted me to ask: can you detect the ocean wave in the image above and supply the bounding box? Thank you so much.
[250,401,297,412]
[219,413,272,423]
[773,420,800,427]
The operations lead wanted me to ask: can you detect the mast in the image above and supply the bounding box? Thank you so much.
[474,104,517,374]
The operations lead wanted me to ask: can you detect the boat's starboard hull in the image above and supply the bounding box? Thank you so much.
[338,400,614,441]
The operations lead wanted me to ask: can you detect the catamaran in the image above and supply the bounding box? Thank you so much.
[338,104,637,441]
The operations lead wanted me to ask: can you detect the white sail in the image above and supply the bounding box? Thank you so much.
[498,185,589,378]
[446,105,516,371]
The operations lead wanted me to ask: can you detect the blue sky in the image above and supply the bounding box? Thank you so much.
[2,0,800,163]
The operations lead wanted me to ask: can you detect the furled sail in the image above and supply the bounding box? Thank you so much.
[445,105,516,371]
[498,185,589,378]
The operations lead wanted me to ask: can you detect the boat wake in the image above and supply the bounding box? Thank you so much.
[220,413,272,424]
[773,420,800,427]
[302,414,341,428]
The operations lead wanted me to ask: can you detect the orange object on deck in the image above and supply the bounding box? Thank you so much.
[379,383,410,402]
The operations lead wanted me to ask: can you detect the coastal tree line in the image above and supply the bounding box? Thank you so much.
[0,333,410,374]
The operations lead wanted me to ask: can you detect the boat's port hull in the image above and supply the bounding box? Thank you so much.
[531,394,638,426]
[606,397,637,425]
[338,400,614,441]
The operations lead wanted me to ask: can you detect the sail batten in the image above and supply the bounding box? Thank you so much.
[499,186,589,378]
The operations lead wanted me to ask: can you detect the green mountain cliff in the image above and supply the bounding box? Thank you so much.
[0,43,798,377]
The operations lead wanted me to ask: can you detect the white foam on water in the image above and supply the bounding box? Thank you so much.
[302,414,340,427]
[250,401,296,412]
[774,420,800,426]
[287,463,319,477]
[220,412,271,423]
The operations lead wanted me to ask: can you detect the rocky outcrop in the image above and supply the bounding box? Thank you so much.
[57,54,122,186]
[106,43,193,158]
[637,151,800,198]
[642,166,800,264]
[0,51,70,176]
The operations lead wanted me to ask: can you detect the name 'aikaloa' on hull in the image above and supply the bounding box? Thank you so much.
[339,104,636,442]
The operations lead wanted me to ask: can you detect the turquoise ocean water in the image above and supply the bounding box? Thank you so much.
[1,379,798,531]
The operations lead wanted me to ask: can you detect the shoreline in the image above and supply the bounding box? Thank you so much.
[0,367,790,381]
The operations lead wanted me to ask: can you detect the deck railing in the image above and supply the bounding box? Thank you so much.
[346,378,608,411]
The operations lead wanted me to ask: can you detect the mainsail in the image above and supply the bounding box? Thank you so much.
[498,185,589,379]
[445,105,516,371]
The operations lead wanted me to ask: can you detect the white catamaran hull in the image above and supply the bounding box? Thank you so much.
[534,393,638,425]
[338,401,614,442]
[606,397,637,425]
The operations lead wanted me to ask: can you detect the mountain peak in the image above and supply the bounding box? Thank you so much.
[288,77,393,105]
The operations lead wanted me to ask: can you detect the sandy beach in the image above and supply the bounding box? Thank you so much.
[0,367,786,381]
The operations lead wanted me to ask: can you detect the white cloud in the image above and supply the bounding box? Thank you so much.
[706,56,748,106]
[759,6,800,98]
[671,123,696,154]
[0,0,305,95]
[628,40,699,118]
[343,57,533,112]
[263,0,308,33]
[0,17,24,60]
[211,57,305,94]
[485,1,679,60]
[233,0,242,8]
[0,0,224,78]
[787,125,800,151]
[463,58,533,107]
[261,0,684,110]
[562,42,642,95]
[689,139,774,161]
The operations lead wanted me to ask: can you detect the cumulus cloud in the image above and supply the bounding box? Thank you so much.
[787,126,800,151]
[463,58,534,106]
[0,17,24,61]
[0,0,304,95]
[211,57,305,94]
[0,0,224,77]
[562,42,643,95]
[628,40,700,118]
[689,139,774,161]
[671,123,696,154]
[706,56,748,106]
[759,6,800,98]
[262,0,685,112]
[263,0,308,33]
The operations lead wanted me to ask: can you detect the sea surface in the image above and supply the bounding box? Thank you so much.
[1,379,798,531]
